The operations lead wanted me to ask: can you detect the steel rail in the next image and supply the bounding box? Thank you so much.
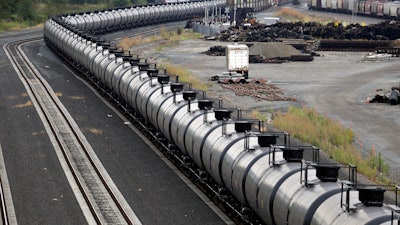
[0,177,8,225]
[4,38,136,225]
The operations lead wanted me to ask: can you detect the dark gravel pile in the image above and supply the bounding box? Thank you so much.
[203,42,313,62]
[249,42,301,58]
[203,45,226,56]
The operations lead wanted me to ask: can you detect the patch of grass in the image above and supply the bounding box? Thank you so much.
[250,109,269,122]
[117,27,203,51]
[394,39,400,47]
[249,109,271,132]
[158,62,210,91]
[275,8,334,24]
[0,16,45,31]
[155,28,203,52]
[275,8,308,21]
[0,20,27,32]
[118,36,146,50]
[272,106,390,184]
[117,28,207,91]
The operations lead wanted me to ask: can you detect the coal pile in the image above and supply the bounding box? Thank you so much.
[217,21,400,42]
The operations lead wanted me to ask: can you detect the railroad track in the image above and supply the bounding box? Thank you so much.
[0,144,15,225]
[0,177,8,225]
[4,38,140,225]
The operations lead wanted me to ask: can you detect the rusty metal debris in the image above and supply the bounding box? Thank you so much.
[370,87,400,105]
[219,79,296,101]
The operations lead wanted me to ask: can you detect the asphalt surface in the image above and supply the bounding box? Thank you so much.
[151,11,400,184]
[0,28,229,224]
[0,30,87,224]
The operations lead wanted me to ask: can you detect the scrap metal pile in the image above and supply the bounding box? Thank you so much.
[369,87,400,105]
[217,21,400,50]
[219,79,296,101]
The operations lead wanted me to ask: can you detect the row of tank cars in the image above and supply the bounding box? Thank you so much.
[63,0,294,34]
[231,0,293,11]
[44,1,400,224]
[63,1,214,33]
[308,0,400,18]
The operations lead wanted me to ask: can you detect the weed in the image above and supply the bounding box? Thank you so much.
[275,8,335,23]
[273,106,390,183]
[117,28,203,50]
[158,63,210,91]
[116,29,207,91]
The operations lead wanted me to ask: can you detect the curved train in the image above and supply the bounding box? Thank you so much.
[308,0,400,19]
[43,1,399,224]
[62,1,213,34]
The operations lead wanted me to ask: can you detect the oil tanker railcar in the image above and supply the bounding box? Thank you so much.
[43,2,400,224]
[308,0,400,19]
